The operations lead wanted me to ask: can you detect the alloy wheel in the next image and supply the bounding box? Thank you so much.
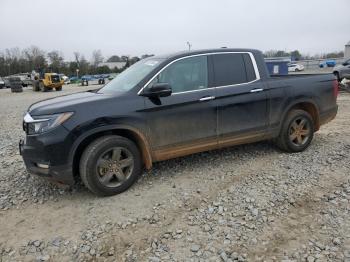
[289,117,311,146]
[96,147,134,187]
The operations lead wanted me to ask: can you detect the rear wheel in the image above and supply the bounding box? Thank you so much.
[55,86,62,91]
[274,109,314,152]
[80,135,142,196]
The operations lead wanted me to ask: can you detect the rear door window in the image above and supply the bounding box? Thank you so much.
[212,53,256,86]
[242,53,256,82]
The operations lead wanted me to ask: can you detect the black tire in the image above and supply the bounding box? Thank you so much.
[334,72,341,81]
[274,109,314,152]
[80,135,142,196]
[55,86,62,91]
[11,86,23,93]
[32,80,40,91]
[39,82,49,92]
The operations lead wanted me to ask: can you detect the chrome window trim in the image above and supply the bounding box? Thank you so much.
[137,51,261,95]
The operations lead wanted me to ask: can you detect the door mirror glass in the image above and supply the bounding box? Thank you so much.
[142,83,172,97]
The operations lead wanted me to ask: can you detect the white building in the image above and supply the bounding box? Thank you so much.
[345,41,350,59]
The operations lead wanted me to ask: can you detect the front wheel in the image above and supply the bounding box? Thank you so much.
[80,135,142,196]
[274,109,314,152]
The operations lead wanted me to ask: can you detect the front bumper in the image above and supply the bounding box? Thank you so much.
[19,126,75,185]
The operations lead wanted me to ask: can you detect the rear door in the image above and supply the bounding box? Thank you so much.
[211,53,268,144]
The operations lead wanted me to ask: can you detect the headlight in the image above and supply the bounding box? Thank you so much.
[24,112,74,135]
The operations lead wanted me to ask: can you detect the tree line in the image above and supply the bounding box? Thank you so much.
[0,46,345,77]
[0,45,154,77]
[264,49,344,61]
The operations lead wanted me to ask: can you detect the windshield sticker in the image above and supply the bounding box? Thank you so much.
[144,60,159,66]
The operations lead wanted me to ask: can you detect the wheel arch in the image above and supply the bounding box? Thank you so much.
[281,99,320,132]
[70,125,153,180]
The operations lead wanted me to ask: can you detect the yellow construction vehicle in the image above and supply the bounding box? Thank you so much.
[32,73,64,92]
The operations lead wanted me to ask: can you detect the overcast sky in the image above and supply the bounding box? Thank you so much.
[1,0,349,61]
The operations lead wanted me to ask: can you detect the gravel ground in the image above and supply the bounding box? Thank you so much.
[0,85,349,262]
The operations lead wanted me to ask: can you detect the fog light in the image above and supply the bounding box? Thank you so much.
[36,163,49,169]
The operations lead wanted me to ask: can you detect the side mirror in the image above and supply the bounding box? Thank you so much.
[141,83,172,97]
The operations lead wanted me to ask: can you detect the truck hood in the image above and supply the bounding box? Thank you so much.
[28,91,115,116]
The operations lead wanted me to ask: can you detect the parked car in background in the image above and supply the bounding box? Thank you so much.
[7,73,32,87]
[0,77,5,89]
[288,63,304,72]
[19,48,338,196]
[333,58,350,81]
[3,77,11,88]
[108,73,118,80]
[319,60,336,68]
[81,74,108,86]
[59,74,71,85]
[69,76,81,84]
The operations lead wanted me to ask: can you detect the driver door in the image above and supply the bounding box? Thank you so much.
[140,55,218,161]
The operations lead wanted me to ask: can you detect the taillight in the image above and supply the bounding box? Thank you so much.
[333,79,339,99]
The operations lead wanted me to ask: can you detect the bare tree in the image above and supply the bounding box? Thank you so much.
[73,52,81,64]
[23,46,47,71]
[91,49,103,67]
[47,50,64,72]
[79,55,90,75]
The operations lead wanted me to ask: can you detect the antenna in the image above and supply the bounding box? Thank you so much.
[186,42,192,51]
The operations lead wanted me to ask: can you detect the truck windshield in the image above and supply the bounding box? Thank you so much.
[98,58,164,93]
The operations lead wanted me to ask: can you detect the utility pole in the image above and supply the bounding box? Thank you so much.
[186,42,192,51]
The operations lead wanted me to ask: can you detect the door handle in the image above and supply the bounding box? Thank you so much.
[199,96,215,101]
[250,88,264,93]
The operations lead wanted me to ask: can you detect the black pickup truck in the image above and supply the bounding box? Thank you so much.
[19,48,338,196]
